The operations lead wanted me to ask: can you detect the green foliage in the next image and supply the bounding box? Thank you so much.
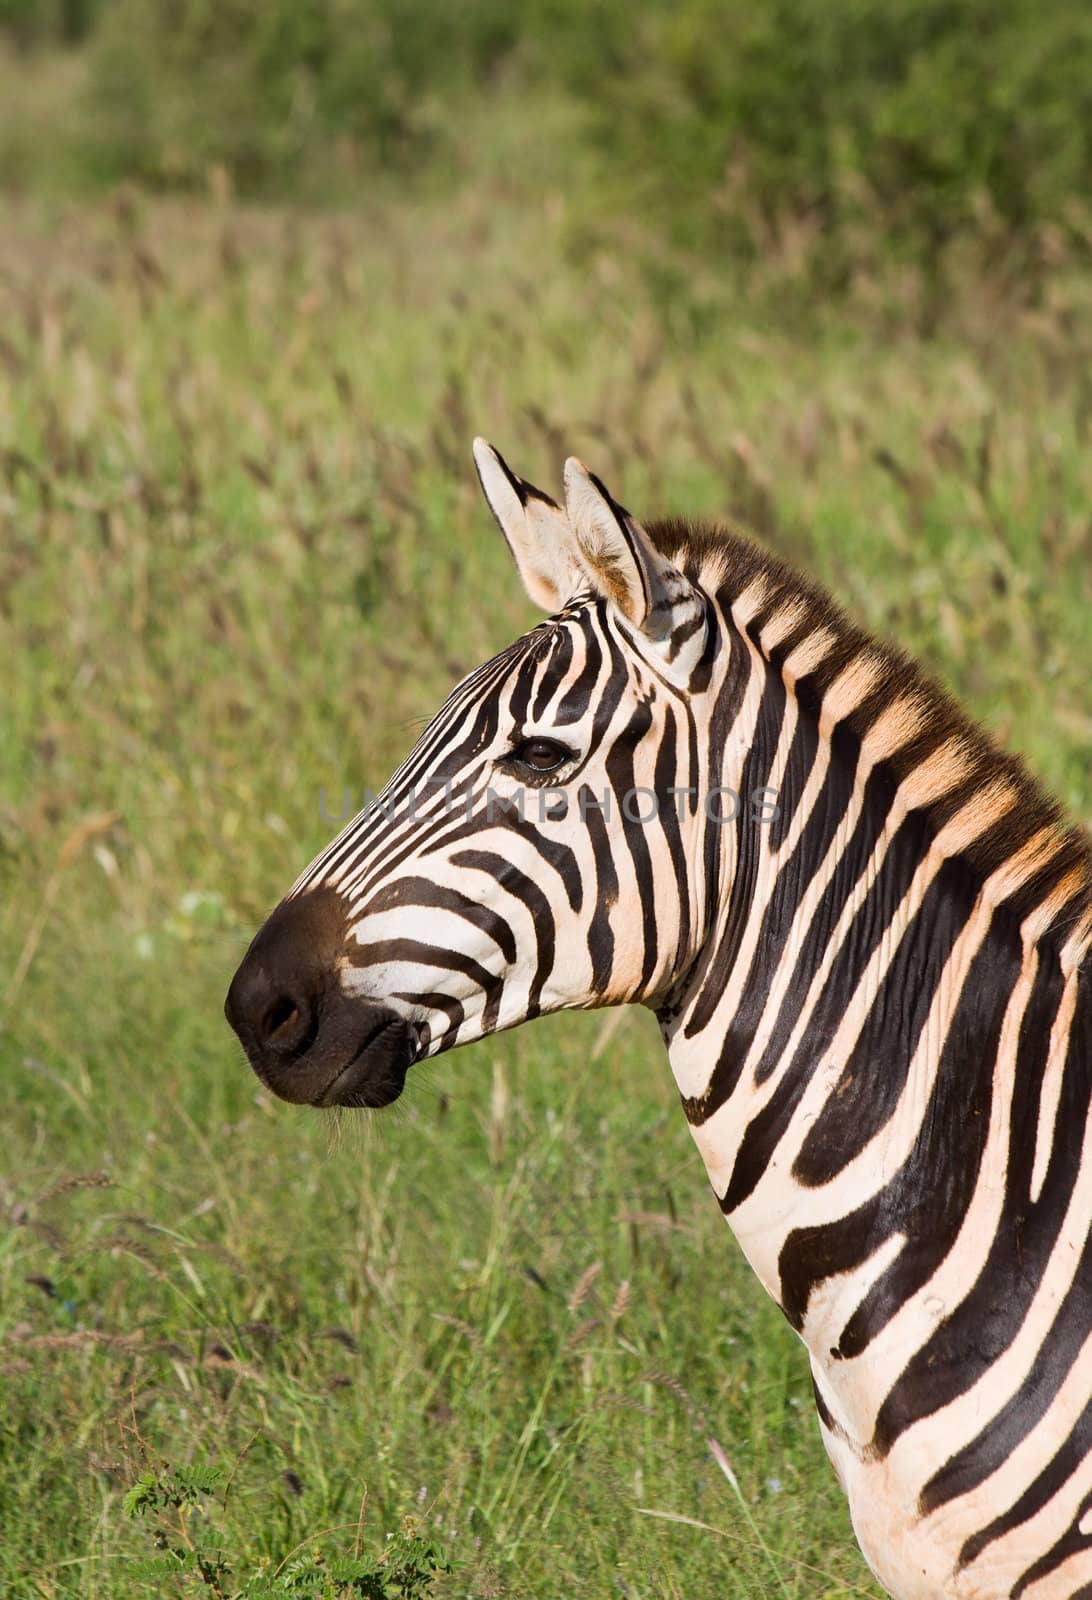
[569,0,1092,274]
[6,0,1088,278]
[0,0,101,49]
[123,1462,228,1518]
[124,1464,452,1600]
[81,0,527,189]
[0,177,1087,1598]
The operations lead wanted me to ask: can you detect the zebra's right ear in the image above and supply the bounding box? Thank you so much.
[473,438,581,612]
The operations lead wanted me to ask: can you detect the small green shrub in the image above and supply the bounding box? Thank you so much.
[124,1460,453,1598]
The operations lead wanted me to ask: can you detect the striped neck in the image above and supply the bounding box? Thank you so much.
[656,575,1087,1349]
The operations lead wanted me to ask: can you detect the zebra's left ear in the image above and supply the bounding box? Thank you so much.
[473,437,583,612]
[564,458,707,671]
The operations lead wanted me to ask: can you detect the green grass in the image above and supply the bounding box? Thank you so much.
[0,179,1089,1600]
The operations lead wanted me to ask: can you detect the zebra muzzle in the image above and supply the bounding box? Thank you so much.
[224,887,414,1109]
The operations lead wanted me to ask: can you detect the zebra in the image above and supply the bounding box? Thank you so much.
[225,439,1092,1599]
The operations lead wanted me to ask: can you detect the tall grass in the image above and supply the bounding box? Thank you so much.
[0,177,1089,1597]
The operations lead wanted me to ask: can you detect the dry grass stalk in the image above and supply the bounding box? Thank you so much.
[567,1261,601,1314]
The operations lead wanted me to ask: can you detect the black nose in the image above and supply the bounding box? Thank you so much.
[225,887,348,1072]
[224,958,318,1063]
[225,885,413,1109]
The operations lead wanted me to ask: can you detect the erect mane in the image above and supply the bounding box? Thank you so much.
[646,516,1092,963]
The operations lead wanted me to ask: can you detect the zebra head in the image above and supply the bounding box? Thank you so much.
[226,442,732,1110]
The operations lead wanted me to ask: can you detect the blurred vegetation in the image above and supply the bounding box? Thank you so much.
[0,0,102,48]
[575,0,1092,282]
[0,175,1089,1598]
[0,4,1089,1597]
[1,0,1090,285]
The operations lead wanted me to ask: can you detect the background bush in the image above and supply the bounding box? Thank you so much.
[2,0,1089,279]
[0,0,101,49]
[572,0,1092,274]
[82,0,524,188]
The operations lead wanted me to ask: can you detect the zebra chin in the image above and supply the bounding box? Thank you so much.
[223,886,417,1110]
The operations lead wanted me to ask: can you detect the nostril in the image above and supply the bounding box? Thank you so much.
[259,992,317,1057]
[264,997,300,1039]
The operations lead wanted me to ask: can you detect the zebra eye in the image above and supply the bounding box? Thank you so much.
[510,737,572,774]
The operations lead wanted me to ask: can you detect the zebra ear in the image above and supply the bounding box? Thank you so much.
[473,438,582,612]
[564,458,706,661]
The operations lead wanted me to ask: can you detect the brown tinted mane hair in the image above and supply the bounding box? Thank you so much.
[646,516,1092,960]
